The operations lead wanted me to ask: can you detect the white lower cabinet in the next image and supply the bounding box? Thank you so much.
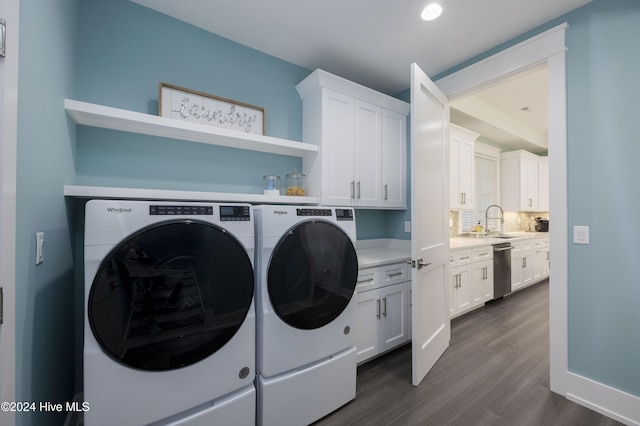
[532,237,550,282]
[511,236,549,292]
[471,245,494,305]
[355,262,410,364]
[450,246,493,318]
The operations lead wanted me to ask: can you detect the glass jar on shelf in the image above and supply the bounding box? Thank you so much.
[285,170,305,196]
[262,173,281,196]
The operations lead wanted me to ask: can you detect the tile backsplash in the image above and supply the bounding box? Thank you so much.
[449,210,549,238]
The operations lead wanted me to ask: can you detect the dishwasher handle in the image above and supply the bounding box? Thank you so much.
[494,246,514,252]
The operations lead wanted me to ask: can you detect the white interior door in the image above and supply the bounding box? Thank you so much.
[410,63,450,386]
[0,1,18,424]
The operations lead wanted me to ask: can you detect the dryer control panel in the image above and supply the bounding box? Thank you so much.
[220,205,251,221]
[335,209,354,221]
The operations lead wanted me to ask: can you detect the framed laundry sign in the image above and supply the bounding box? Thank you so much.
[159,82,265,135]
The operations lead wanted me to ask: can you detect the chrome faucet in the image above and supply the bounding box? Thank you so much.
[485,204,504,235]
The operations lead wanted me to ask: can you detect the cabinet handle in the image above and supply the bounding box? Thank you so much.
[351,181,355,199]
[529,198,533,207]
[357,277,374,283]
[357,181,361,199]
[388,272,403,278]
[523,258,527,268]
[383,297,387,317]
[376,299,381,319]
[384,184,388,201]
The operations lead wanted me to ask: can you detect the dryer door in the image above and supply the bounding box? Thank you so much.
[88,220,253,371]
[268,221,358,329]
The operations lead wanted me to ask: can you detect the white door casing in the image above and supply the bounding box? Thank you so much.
[0,0,18,425]
[410,63,450,386]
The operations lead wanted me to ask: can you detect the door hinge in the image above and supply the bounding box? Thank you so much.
[1,18,6,58]
[406,260,416,268]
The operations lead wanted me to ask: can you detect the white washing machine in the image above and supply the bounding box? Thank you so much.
[84,200,256,426]
[253,205,359,426]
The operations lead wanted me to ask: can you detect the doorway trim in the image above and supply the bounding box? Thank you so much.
[0,0,18,425]
[436,23,640,425]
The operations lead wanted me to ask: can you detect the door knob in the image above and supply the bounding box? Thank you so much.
[417,259,431,269]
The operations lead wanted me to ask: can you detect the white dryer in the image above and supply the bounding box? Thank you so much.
[84,200,256,426]
[253,205,359,426]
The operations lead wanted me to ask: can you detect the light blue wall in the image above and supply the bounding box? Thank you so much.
[74,0,309,195]
[16,0,78,425]
[564,0,640,396]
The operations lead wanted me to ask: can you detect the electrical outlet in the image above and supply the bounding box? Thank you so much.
[404,221,411,232]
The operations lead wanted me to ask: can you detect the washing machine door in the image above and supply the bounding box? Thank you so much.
[268,220,358,330]
[88,220,253,371]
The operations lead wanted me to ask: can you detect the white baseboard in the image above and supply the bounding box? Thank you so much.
[564,372,640,426]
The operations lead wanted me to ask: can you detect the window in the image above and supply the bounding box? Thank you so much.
[460,143,501,233]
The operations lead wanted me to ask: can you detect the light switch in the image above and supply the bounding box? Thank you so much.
[36,232,45,265]
[573,226,589,245]
[404,221,411,233]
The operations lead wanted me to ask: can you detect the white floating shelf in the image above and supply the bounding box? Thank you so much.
[64,185,318,204]
[64,99,318,157]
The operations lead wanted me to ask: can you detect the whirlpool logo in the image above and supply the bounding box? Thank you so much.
[106,207,132,214]
[273,210,288,216]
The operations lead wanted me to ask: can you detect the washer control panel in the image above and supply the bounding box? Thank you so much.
[296,208,332,217]
[149,205,213,216]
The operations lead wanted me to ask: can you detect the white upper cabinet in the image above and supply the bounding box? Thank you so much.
[296,69,409,209]
[449,124,479,210]
[381,108,407,208]
[538,156,549,211]
[501,150,546,212]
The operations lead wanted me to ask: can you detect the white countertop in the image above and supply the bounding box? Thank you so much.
[450,232,549,250]
[356,239,411,269]
[355,233,549,268]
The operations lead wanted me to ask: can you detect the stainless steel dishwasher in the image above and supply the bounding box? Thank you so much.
[493,242,513,299]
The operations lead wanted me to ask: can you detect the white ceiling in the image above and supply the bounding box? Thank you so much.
[130,0,590,150]
[451,66,549,153]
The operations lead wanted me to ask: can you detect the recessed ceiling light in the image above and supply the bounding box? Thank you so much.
[421,3,443,21]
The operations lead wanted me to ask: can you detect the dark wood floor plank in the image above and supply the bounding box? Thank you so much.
[314,281,625,426]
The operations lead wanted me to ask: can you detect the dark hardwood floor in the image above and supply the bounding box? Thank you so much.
[315,281,623,426]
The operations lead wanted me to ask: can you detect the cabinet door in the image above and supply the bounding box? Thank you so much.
[449,129,475,210]
[471,259,493,307]
[512,250,533,290]
[538,158,549,211]
[379,283,409,353]
[482,261,494,302]
[381,109,407,208]
[449,138,474,210]
[322,89,355,206]
[521,156,539,211]
[355,289,380,364]
[450,265,472,317]
[354,99,381,207]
